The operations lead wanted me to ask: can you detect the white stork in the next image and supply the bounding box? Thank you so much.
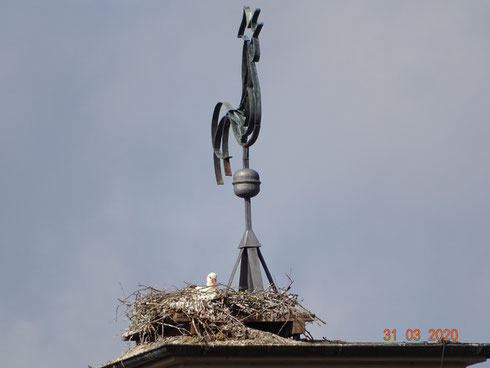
[196,272,218,300]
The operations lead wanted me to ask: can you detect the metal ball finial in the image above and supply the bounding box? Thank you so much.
[233,168,261,198]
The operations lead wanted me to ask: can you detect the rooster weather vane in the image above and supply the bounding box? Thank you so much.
[211,7,276,292]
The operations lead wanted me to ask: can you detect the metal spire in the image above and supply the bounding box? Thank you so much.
[211,7,276,292]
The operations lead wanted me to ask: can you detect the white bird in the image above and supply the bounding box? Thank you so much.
[206,272,218,288]
[196,272,218,300]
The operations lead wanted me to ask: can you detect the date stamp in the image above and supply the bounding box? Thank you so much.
[384,329,459,342]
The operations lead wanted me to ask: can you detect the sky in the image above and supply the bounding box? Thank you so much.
[1,1,489,367]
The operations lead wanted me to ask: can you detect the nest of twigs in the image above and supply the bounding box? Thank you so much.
[119,285,323,343]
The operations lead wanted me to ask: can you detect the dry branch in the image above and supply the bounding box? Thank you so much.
[119,286,323,343]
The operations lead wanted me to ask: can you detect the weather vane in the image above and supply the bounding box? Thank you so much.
[211,7,276,292]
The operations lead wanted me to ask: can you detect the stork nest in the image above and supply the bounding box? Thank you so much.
[118,286,323,343]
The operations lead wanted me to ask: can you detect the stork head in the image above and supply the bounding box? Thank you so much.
[206,272,217,287]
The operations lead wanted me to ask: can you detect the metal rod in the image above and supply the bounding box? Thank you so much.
[248,247,264,291]
[227,248,244,289]
[244,198,252,230]
[243,147,249,168]
[239,250,250,290]
[258,248,277,291]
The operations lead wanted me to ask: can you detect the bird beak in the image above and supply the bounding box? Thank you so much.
[212,278,217,286]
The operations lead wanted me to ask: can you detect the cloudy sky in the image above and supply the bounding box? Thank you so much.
[1,1,489,367]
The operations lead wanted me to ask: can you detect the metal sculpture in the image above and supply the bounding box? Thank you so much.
[211,7,276,292]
